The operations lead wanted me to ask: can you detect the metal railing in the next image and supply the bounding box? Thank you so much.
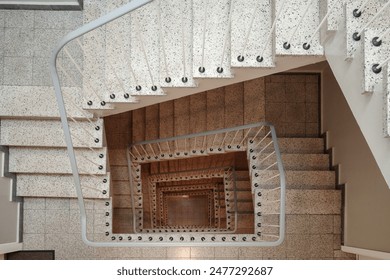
[50,0,286,246]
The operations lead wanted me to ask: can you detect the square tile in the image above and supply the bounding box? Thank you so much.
[24,198,46,210]
[167,247,191,259]
[23,234,45,250]
[4,28,34,57]
[306,104,319,123]
[305,123,319,137]
[286,103,305,123]
[309,234,334,259]
[215,247,239,259]
[309,215,333,234]
[32,57,52,86]
[285,122,305,137]
[46,198,70,210]
[44,234,70,260]
[306,83,319,103]
[265,103,285,123]
[4,10,34,28]
[141,247,167,259]
[190,247,215,259]
[3,57,33,86]
[45,209,70,234]
[266,83,285,102]
[286,234,310,259]
[286,215,310,234]
[34,28,67,58]
[24,210,45,234]
[238,247,262,259]
[285,82,305,102]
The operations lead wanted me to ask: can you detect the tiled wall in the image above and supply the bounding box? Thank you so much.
[265,74,320,137]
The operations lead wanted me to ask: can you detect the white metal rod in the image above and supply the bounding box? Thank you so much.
[254,131,272,149]
[356,0,371,14]
[68,115,97,140]
[134,18,155,85]
[258,151,276,165]
[306,0,339,45]
[377,28,390,41]
[377,55,390,69]
[251,126,264,141]
[286,0,314,44]
[158,0,170,79]
[79,153,102,167]
[200,0,209,69]
[263,173,280,183]
[357,1,390,36]
[238,127,252,147]
[262,161,278,171]
[257,139,274,153]
[107,59,128,95]
[240,0,259,56]
[260,0,288,58]
[63,47,103,103]
[219,0,234,67]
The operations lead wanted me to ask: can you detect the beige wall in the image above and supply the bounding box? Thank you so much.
[321,62,390,252]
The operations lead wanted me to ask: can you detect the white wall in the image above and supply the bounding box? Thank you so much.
[321,62,390,252]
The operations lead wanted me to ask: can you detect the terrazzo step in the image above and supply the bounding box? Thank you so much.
[231,0,274,68]
[253,170,335,189]
[16,173,110,199]
[9,147,108,175]
[129,0,164,96]
[276,138,324,154]
[275,0,323,56]
[260,189,341,215]
[255,153,330,171]
[159,0,197,88]
[362,28,390,93]
[0,86,97,119]
[193,0,233,78]
[0,119,104,148]
[232,180,251,191]
[345,0,390,59]
[235,170,250,180]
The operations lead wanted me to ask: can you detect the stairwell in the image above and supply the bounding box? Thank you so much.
[1,0,389,258]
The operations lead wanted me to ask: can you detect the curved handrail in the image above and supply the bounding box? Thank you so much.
[50,0,154,247]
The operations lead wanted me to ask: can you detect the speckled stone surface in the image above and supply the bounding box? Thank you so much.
[345,0,389,59]
[0,119,103,148]
[384,65,390,137]
[231,0,274,67]
[193,0,233,78]
[256,170,335,188]
[0,86,94,119]
[129,0,165,96]
[159,0,196,87]
[9,147,107,174]
[16,174,110,198]
[262,153,330,170]
[326,0,346,31]
[363,28,390,92]
[275,0,323,56]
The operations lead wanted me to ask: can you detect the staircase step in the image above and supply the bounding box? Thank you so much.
[193,0,233,78]
[0,119,103,148]
[231,0,274,68]
[9,147,107,175]
[159,0,196,88]
[345,1,389,59]
[0,86,94,119]
[129,1,164,96]
[255,153,330,171]
[16,173,110,199]
[277,138,324,154]
[259,189,341,214]
[363,28,390,93]
[253,170,335,189]
[275,0,323,56]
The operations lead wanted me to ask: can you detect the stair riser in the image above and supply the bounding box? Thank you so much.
[9,147,107,175]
